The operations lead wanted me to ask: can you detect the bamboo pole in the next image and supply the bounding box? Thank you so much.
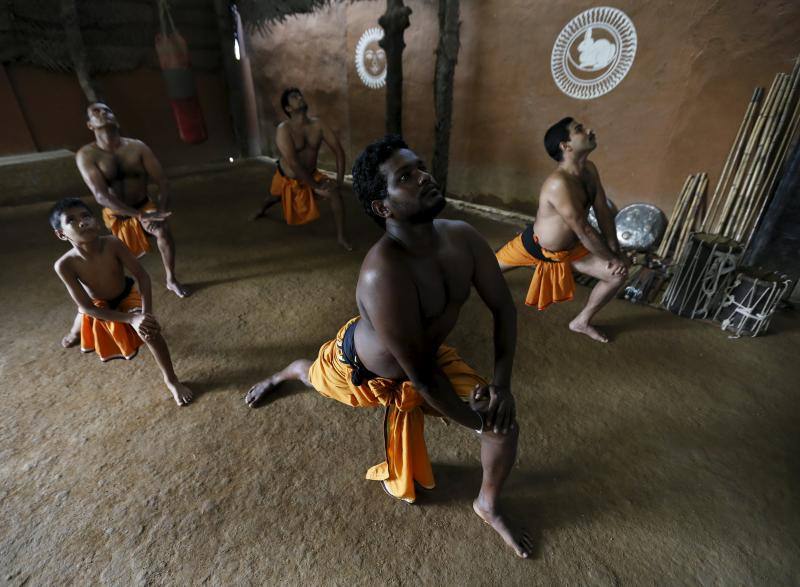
[714,74,781,234]
[657,173,696,258]
[740,62,800,247]
[743,102,800,252]
[673,173,708,262]
[657,174,692,257]
[735,70,799,240]
[702,87,763,231]
[730,74,791,238]
[719,75,782,236]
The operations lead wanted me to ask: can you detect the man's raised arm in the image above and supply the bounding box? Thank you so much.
[360,261,483,431]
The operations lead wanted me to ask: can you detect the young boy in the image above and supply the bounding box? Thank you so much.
[50,198,193,406]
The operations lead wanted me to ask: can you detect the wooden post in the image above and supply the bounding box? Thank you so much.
[214,0,248,156]
[379,0,411,135]
[431,0,460,196]
[61,0,99,102]
[232,4,262,157]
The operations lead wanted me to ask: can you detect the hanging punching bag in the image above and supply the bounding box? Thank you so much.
[155,0,207,144]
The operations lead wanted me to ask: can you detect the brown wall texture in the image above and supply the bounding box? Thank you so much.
[246,0,800,216]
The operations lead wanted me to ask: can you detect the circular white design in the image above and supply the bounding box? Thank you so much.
[551,7,637,100]
[355,27,387,89]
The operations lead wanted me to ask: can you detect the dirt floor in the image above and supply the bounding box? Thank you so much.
[1,163,799,585]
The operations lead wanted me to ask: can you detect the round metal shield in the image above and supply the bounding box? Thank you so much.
[587,197,616,232]
[614,203,667,251]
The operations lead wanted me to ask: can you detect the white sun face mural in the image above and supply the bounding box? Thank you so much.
[551,7,637,100]
[355,27,387,89]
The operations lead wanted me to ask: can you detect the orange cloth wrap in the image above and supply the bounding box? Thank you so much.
[102,201,157,258]
[270,169,323,226]
[80,287,144,362]
[496,233,589,310]
[307,317,487,503]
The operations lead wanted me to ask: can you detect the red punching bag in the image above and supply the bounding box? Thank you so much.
[155,0,207,144]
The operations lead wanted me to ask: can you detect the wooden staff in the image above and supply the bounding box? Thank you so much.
[702,87,763,231]
[731,74,791,239]
[743,102,800,251]
[719,74,783,236]
[658,173,697,259]
[741,59,800,246]
[673,173,708,262]
[735,69,799,240]
[657,174,693,257]
[714,74,781,235]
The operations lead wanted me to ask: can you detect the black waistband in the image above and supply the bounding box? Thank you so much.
[341,320,379,386]
[276,160,286,177]
[107,276,135,310]
[521,224,555,263]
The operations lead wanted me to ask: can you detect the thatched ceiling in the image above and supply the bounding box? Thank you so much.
[0,0,222,73]
[238,0,361,34]
[0,0,366,73]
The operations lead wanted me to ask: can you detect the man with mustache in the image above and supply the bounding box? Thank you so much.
[496,117,629,342]
[245,135,532,558]
[252,87,352,251]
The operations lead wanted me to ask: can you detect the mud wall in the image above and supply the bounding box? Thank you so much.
[246,0,800,216]
[0,65,236,169]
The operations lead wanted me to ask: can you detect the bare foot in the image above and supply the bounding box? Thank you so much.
[338,238,354,252]
[61,331,80,348]
[473,499,534,559]
[166,280,191,298]
[166,380,194,406]
[568,319,608,343]
[245,377,281,407]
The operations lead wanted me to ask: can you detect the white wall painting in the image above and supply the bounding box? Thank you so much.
[355,27,387,89]
[551,7,637,100]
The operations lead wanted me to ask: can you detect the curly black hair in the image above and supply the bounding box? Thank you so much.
[351,134,408,228]
[48,198,92,231]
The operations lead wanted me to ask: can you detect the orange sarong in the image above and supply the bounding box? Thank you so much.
[496,224,589,310]
[270,167,322,226]
[80,277,145,362]
[102,200,157,258]
[307,317,487,504]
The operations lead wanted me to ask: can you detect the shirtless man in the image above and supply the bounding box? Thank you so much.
[245,135,532,558]
[50,198,194,406]
[76,102,188,300]
[252,88,352,251]
[496,117,629,342]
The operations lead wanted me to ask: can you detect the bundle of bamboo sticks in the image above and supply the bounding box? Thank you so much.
[702,55,800,248]
[655,171,708,262]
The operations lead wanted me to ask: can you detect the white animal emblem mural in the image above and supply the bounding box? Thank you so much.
[355,27,387,89]
[577,28,617,71]
[551,7,637,100]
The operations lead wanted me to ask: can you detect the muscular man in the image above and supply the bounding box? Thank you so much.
[76,102,189,299]
[245,135,532,558]
[252,88,352,251]
[496,117,629,343]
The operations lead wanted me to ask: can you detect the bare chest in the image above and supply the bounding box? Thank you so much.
[94,146,145,181]
[408,251,472,321]
[73,251,125,299]
[288,126,322,154]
